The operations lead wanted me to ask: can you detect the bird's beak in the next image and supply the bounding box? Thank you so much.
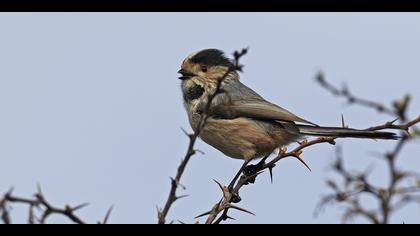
[178,69,196,80]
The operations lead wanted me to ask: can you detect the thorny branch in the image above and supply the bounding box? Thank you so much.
[197,73,420,224]
[157,48,249,224]
[315,72,399,118]
[314,76,420,224]
[315,138,420,224]
[0,186,113,224]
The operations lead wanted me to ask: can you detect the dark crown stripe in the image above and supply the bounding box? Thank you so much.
[190,49,233,67]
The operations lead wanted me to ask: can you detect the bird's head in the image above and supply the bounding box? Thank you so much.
[178,49,235,85]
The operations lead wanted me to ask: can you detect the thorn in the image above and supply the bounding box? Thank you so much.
[102,205,114,224]
[194,149,205,155]
[294,150,303,157]
[179,183,187,190]
[293,153,312,172]
[227,204,256,216]
[390,118,399,124]
[268,166,274,184]
[34,184,45,202]
[198,198,224,218]
[36,183,43,195]
[6,187,14,196]
[178,220,186,224]
[176,195,189,200]
[181,127,194,139]
[213,179,224,192]
[195,210,212,219]
[73,202,90,211]
[341,114,348,128]
[171,177,186,190]
[226,215,236,221]
[181,127,188,135]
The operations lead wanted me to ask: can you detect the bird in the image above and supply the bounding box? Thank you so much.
[178,49,397,163]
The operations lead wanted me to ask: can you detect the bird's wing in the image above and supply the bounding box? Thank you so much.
[210,81,318,126]
[213,98,317,126]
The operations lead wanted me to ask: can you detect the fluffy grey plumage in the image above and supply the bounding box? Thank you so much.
[178,49,397,160]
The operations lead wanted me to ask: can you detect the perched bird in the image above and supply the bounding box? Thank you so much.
[178,49,397,162]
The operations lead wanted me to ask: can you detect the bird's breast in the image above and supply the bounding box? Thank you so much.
[193,116,279,160]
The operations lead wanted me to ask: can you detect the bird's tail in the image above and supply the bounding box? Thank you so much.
[297,125,398,140]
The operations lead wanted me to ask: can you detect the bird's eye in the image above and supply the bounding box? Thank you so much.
[201,65,208,72]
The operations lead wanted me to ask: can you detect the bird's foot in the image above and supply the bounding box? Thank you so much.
[242,155,269,177]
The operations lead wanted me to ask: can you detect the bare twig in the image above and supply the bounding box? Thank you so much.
[0,187,87,224]
[0,186,113,224]
[314,75,420,224]
[316,137,420,224]
[315,72,398,117]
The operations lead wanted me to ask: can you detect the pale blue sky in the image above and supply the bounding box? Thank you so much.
[0,13,419,224]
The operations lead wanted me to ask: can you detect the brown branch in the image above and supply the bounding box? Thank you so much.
[157,48,248,224]
[0,187,87,224]
[316,134,420,224]
[314,72,405,118]
[314,75,420,224]
[366,116,420,133]
[0,186,113,224]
